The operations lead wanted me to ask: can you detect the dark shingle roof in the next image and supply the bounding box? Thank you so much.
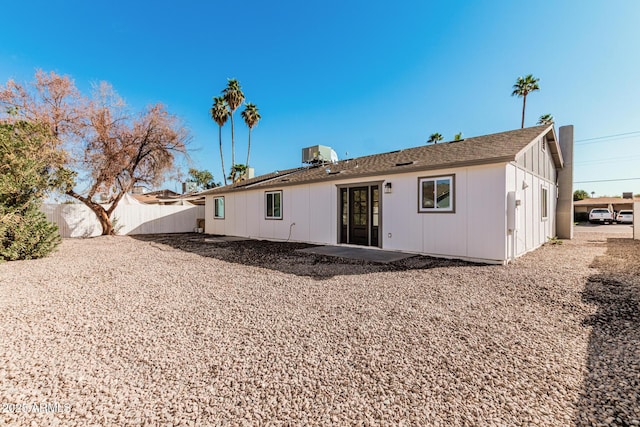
[201,125,557,195]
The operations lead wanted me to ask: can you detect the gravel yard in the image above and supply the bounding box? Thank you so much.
[1,229,638,426]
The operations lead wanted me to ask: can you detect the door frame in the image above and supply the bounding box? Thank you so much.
[336,180,384,248]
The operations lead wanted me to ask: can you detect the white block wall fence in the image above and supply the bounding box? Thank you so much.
[634,202,639,241]
[42,204,206,238]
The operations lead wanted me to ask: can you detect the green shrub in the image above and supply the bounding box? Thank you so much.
[0,204,60,261]
[0,122,63,261]
[547,236,563,245]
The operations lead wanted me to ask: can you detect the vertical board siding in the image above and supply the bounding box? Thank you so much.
[384,173,422,253]
[506,162,557,257]
[465,165,506,261]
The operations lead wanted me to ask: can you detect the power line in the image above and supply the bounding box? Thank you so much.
[575,130,640,143]
[574,177,640,184]
[575,134,640,146]
[574,133,640,147]
[574,154,640,165]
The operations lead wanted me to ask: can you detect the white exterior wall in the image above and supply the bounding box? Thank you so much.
[205,164,511,263]
[505,163,557,258]
[382,165,506,262]
[206,183,338,245]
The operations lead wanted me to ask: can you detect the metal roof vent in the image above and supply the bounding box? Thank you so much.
[395,161,415,167]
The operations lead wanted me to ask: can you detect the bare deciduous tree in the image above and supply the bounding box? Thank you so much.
[0,71,190,235]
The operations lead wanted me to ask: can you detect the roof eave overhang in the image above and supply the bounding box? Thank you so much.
[205,157,514,194]
[546,125,564,168]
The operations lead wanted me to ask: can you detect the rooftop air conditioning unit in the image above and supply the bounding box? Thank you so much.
[302,145,338,164]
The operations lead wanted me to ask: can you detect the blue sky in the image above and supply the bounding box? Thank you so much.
[1,1,639,197]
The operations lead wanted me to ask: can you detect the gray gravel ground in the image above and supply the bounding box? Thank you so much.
[1,229,638,426]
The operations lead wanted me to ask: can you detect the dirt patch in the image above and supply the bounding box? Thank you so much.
[132,233,478,278]
[577,237,640,426]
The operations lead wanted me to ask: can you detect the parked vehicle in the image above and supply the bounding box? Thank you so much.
[616,210,634,224]
[589,208,614,224]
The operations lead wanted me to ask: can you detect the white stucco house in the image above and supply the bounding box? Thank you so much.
[202,125,573,264]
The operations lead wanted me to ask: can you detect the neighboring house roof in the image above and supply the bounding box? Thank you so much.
[131,193,166,204]
[145,189,180,197]
[201,125,560,195]
[574,197,640,206]
[131,189,185,205]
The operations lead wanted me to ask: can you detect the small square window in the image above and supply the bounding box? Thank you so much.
[214,197,225,219]
[418,175,455,213]
[265,191,282,220]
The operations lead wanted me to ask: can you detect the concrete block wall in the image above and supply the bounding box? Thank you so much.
[634,202,639,240]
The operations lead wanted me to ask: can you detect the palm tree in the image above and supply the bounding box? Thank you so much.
[222,79,245,171]
[537,114,554,125]
[210,96,230,185]
[511,74,540,128]
[241,103,261,170]
[228,164,247,183]
[454,132,463,141]
[427,133,444,144]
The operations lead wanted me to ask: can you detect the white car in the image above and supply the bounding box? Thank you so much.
[589,208,614,224]
[616,210,633,224]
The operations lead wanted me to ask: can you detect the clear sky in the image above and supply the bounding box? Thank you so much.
[1,1,639,197]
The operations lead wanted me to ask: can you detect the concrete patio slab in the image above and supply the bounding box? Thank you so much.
[297,245,416,263]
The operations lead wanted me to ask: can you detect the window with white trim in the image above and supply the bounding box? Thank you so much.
[541,187,548,219]
[214,197,225,219]
[418,175,454,213]
[265,191,282,220]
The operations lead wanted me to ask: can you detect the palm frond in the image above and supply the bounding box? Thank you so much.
[537,114,554,125]
[512,74,540,97]
[222,79,245,112]
[241,103,261,129]
[210,96,229,127]
[427,132,444,144]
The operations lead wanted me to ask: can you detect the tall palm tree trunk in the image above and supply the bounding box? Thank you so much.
[512,75,539,129]
[230,113,235,171]
[219,126,227,185]
[246,129,252,171]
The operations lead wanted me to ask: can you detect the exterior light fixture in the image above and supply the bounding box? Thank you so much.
[384,182,392,193]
